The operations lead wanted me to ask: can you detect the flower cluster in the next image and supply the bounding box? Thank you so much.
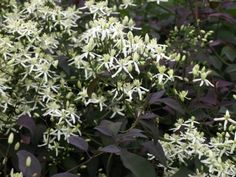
[0,0,177,154]
[0,1,218,170]
[2,1,235,177]
[191,64,214,87]
[157,112,236,177]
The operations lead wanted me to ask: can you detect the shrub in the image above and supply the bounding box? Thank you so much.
[0,0,235,177]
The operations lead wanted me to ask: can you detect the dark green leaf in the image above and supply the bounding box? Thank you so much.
[143,141,167,166]
[172,167,193,177]
[140,120,160,141]
[225,64,236,73]
[87,78,99,97]
[52,172,79,177]
[68,136,88,151]
[17,150,41,177]
[120,150,156,177]
[149,90,165,104]
[95,120,122,137]
[221,45,236,61]
[158,98,185,114]
[99,145,121,155]
[17,115,36,136]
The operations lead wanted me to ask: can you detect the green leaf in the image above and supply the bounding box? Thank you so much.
[225,8,236,17]
[158,98,185,114]
[142,141,167,166]
[218,30,236,45]
[17,150,41,177]
[95,120,122,137]
[208,55,222,70]
[221,45,236,62]
[120,150,156,177]
[225,64,236,73]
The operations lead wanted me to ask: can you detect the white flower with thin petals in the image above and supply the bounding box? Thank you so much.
[214,110,236,130]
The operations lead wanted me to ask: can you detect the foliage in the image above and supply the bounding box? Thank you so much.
[0,0,236,177]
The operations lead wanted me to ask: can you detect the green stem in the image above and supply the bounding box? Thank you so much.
[158,4,175,15]
[106,154,113,177]
[209,46,230,66]
[66,152,104,172]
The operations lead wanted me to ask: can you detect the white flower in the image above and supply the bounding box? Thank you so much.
[85,93,107,111]
[192,77,214,87]
[120,0,136,9]
[10,168,23,177]
[110,105,125,118]
[214,110,236,130]
[132,80,149,100]
[76,87,88,102]
[147,153,155,160]
[192,66,214,87]
[111,57,134,79]
[43,101,61,117]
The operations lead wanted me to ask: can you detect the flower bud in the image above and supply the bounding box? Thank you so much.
[8,132,14,145]
[80,165,87,169]
[127,31,134,41]
[133,52,139,61]
[32,173,38,177]
[66,92,73,99]
[77,81,81,88]
[122,16,129,25]
[14,142,20,151]
[26,156,31,167]
[144,34,149,43]
[158,65,166,74]
[181,55,186,61]
[128,19,134,28]
[2,157,7,165]
[233,94,236,100]
[200,30,206,34]
[229,125,235,132]
[175,53,181,61]
[174,26,178,32]
[192,64,199,77]
[127,63,133,72]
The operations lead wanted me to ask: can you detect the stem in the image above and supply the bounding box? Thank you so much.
[3,144,10,176]
[122,91,151,133]
[66,152,104,172]
[209,46,230,65]
[106,154,113,177]
[83,132,103,146]
[158,4,175,15]
[187,0,199,27]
